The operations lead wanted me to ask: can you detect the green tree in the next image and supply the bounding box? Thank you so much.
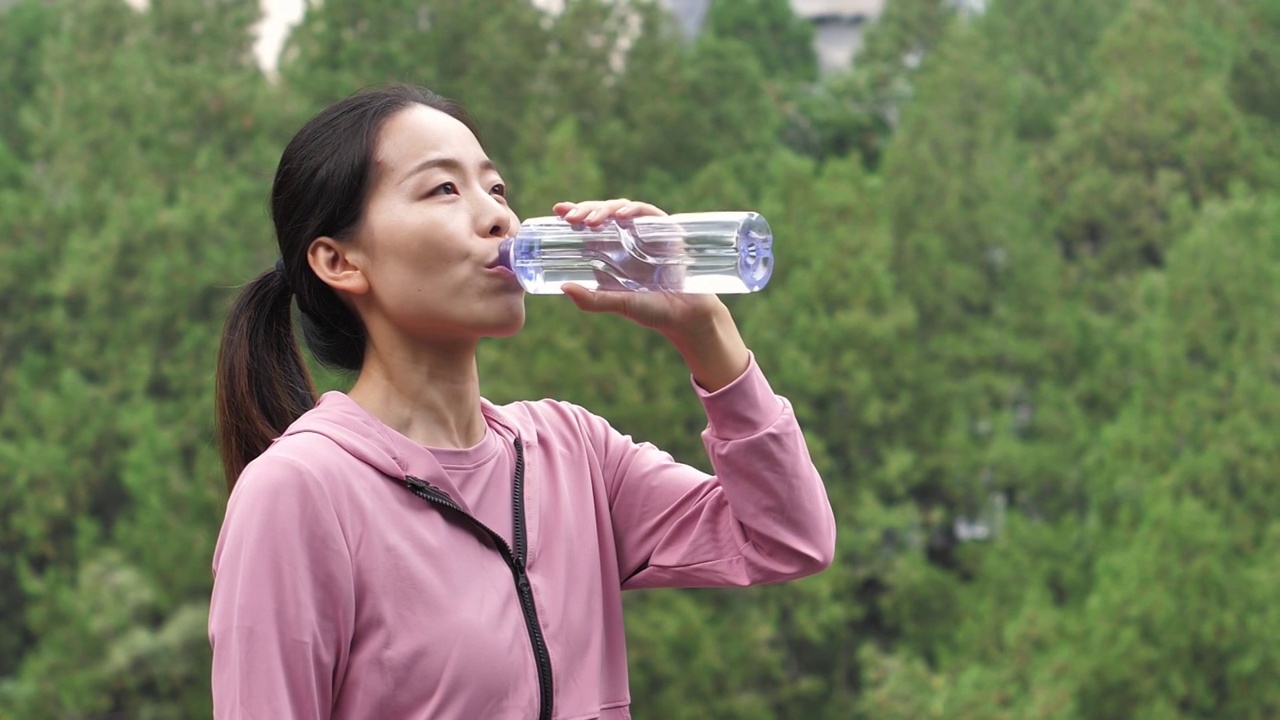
[614,35,781,206]
[283,0,549,167]
[0,0,54,161]
[513,0,639,168]
[0,0,59,678]
[1069,192,1280,718]
[979,0,1128,142]
[704,0,816,83]
[780,0,957,166]
[3,0,1278,716]
[854,171,1280,720]
[0,0,281,714]
[1038,0,1257,279]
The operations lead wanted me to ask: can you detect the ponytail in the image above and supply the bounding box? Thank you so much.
[215,265,317,492]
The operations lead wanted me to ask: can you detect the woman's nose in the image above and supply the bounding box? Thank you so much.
[477,194,514,238]
[485,204,516,238]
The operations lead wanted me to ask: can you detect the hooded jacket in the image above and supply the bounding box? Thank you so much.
[209,357,836,720]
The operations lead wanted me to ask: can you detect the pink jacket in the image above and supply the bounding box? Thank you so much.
[209,359,836,719]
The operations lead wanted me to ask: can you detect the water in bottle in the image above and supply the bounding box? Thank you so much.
[495,211,773,294]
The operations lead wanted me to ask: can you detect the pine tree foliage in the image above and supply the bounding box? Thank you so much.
[0,0,1278,717]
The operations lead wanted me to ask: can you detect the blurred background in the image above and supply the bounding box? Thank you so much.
[1,0,1279,717]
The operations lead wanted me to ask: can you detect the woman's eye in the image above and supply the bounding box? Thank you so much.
[429,182,459,197]
[491,183,507,197]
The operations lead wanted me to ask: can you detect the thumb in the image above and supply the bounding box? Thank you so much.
[563,284,631,315]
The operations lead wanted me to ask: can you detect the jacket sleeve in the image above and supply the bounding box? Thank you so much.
[585,355,837,590]
[208,455,354,720]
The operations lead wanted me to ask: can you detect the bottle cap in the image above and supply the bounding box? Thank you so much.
[494,237,514,271]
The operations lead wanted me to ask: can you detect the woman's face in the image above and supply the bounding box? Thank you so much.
[328,104,526,346]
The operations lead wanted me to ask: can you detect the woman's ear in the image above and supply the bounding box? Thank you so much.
[308,237,370,297]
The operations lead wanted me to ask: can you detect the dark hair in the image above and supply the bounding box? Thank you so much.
[215,84,480,491]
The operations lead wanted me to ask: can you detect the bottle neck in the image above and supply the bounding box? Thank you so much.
[495,237,515,271]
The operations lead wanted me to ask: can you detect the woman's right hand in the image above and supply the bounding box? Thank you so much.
[553,199,751,392]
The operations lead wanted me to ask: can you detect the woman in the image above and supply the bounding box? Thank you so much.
[209,84,836,720]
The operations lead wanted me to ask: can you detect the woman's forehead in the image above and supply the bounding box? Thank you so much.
[374,105,487,178]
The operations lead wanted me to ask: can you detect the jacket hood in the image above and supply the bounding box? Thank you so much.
[275,391,539,481]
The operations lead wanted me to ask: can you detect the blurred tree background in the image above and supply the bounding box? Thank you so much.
[1,0,1278,717]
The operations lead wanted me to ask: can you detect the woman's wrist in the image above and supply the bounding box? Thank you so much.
[664,304,751,393]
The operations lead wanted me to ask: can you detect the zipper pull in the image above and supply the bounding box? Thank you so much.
[405,475,456,503]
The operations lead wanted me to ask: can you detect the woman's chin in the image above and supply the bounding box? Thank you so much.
[484,311,527,339]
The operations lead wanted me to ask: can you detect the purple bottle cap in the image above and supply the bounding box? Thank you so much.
[494,237,514,271]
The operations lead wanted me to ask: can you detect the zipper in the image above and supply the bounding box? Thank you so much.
[402,438,554,720]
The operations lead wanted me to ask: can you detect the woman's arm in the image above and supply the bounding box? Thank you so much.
[554,198,836,589]
[572,354,837,590]
[208,456,355,720]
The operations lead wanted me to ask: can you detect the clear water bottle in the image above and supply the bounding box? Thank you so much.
[496,211,774,294]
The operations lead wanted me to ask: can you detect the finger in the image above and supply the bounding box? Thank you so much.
[558,201,609,222]
[583,198,631,226]
[560,199,628,226]
[559,199,651,226]
[561,202,599,224]
[615,201,667,219]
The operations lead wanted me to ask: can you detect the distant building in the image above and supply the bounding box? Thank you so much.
[791,0,886,74]
[661,0,713,38]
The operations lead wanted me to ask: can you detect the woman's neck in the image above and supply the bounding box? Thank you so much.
[347,337,486,449]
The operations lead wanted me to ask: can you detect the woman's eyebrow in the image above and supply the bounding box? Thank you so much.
[400,156,499,185]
